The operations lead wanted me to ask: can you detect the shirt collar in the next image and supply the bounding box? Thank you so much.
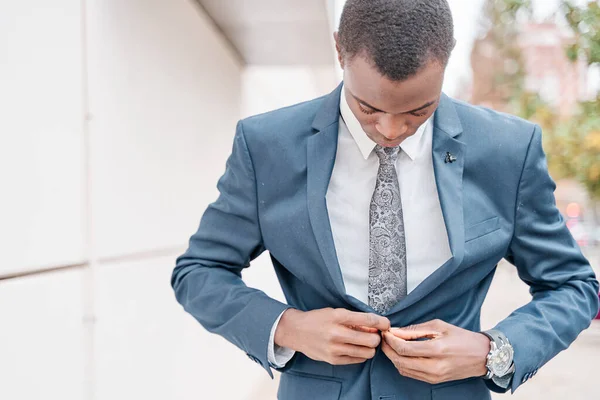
[339,84,432,161]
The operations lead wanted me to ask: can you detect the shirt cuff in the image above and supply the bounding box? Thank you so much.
[267,309,296,368]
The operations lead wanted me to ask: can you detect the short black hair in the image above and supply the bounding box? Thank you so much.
[338,0,455,81]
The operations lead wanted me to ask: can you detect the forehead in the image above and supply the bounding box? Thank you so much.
[344,55,445,113]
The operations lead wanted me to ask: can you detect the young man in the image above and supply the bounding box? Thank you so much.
[171,0,599,398]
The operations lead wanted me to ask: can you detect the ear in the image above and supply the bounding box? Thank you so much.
[333,32,344,69]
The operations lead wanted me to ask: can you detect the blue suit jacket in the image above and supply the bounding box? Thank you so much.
[172,84,599,399]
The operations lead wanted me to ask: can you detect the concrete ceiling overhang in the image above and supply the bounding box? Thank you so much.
[195,0,336,66]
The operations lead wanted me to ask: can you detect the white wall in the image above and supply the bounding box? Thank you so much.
[0,0,85,276]
[86,0,241,259]
[93,255,272,400]
[0,0,270,399]
[0,0,341,398]
[242,65,338,118]
[0,269,86,399]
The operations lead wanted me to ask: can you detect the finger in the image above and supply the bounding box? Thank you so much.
[393,319,447,337]
[395,366,437,384]
[335,343,377,359]
[394,355,438,374]
[336,309,391,331]
[394,356,447,384]
[390,328,442,341]
[350,325,380,333]
[381,338,398,361]
[383,331,436,358]
[381,341,441,383]
[341,327,381,348]
[381,340,411,373]
[332,355,368,365]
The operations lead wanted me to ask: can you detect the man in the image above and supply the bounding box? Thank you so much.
[171,0,599,398]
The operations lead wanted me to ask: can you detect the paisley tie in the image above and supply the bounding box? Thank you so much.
[368,145,408,314]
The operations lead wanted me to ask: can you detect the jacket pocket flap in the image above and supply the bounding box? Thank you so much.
[278,371,342,400]
[465,216,500,242]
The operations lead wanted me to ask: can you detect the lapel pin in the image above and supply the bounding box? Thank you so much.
[444,152,457,163]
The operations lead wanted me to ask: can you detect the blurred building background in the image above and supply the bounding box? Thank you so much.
[0,0,598,399]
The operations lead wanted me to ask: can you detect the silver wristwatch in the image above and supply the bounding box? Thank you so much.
[480,329,515,388]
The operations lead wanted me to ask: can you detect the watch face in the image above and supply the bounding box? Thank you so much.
[490,345,514,376]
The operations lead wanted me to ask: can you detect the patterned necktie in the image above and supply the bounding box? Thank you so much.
[368,145,408,314]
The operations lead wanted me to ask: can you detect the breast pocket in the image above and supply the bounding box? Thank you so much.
[465,216,500,243]
[278,371,342,400]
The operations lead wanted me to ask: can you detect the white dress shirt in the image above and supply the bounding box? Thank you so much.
[267,86,452,367]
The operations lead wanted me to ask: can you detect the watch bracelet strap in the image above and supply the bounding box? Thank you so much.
[482,329,509,347]
[492,363,515,389]
[481,329,515,388]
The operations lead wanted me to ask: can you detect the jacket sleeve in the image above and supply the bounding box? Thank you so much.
[171,120,290,377]
[491,124,599,394]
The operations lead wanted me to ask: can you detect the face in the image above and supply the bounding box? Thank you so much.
[335,33,446,148]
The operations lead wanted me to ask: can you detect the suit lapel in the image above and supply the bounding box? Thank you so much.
[306,89,467,314]
[387,94,466,315]
[307,84,349,299]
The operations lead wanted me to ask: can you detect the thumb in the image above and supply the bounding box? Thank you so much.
[350,325,380,333]
[390,328,441,340]
[391,320,445,340]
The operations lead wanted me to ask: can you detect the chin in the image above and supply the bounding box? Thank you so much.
[366,131,406,148]
[376,139,404,147]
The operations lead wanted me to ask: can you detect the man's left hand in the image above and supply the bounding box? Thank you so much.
[381,319,490,384]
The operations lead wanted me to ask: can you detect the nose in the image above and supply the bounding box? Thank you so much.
[375,115,408,140]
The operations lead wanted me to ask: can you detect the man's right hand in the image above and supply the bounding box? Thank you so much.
[274,308,391,365]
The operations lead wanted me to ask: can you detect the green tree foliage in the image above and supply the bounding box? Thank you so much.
[476,0,600,209]
[550,1,600,203]
[563,1,600,65]
[471,0,532,108]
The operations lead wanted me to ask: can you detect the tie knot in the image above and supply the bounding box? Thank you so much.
[374,145,400,164]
